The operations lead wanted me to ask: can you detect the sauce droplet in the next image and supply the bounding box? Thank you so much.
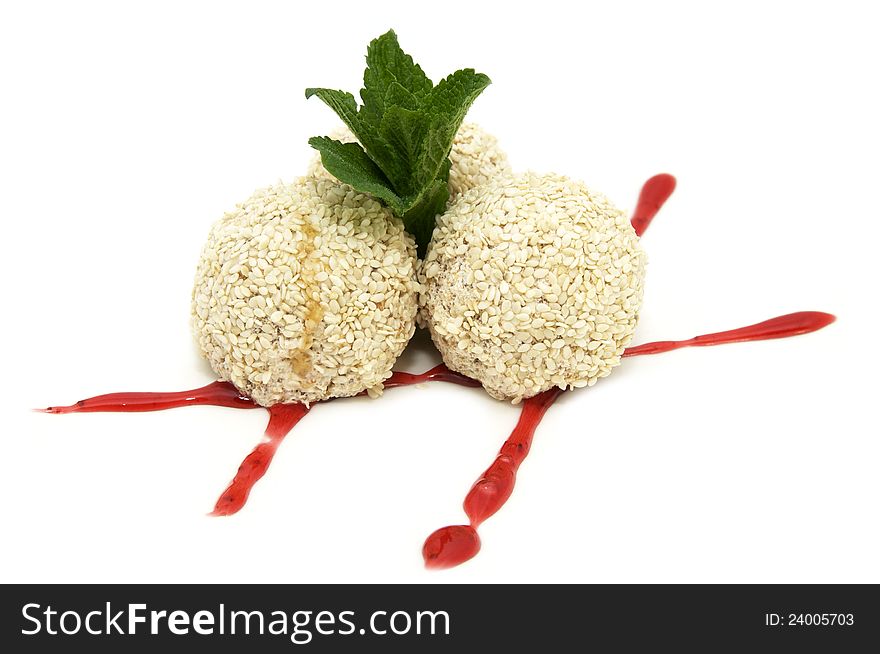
[423,525,481,569]
[631,173,676,236]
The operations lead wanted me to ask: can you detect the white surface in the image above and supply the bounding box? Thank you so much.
[1,0,877,583]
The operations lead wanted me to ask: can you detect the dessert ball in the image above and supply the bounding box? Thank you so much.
[308,122,511,199]
[419,172,646,402]
[192,176,419,406]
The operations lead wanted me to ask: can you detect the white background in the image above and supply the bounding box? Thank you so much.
[1,0,877,583]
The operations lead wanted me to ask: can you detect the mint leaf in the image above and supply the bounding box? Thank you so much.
[305,87,399,180]
[306,30,490,256]
[304,88,360,134]
[426,69,492,135]
[379,105,427,195]
[361,30,432,126]
[383,81,420,112]
[402,163,451,252]
[307,137,405,214]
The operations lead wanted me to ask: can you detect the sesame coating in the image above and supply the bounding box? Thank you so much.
[446,122,512,198]
[192,177,419,406]
[419,172,647,402]
[307,122,511,199]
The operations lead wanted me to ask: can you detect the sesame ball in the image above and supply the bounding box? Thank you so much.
[192,176,419,406]
[308,122,511,199]
[419,172,647,403]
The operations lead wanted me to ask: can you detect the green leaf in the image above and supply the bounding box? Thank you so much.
[379,105,427,195]
[360,30,432,126]
[305,87,399,182]
[383,80,420,112]
[306,30,490,254]
[308,137,406,214]
[426,69,491,132]
[402,162,451,258]
[413,70,491,192]
[304,88,361,134]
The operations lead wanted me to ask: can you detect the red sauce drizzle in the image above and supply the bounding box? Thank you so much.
[622,312,836,357]
[38,365,477,518]
[419,311,835,568]
[631,173,676,236]
[37,174,836,570]
[385,365,480,389]
[211,403,311,516]
[423,387,562,569]
[39,311,833,542]
[39,381,255,413]
[210,365,476,515]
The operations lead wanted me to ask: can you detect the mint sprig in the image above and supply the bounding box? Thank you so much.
[306,30,490,255]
